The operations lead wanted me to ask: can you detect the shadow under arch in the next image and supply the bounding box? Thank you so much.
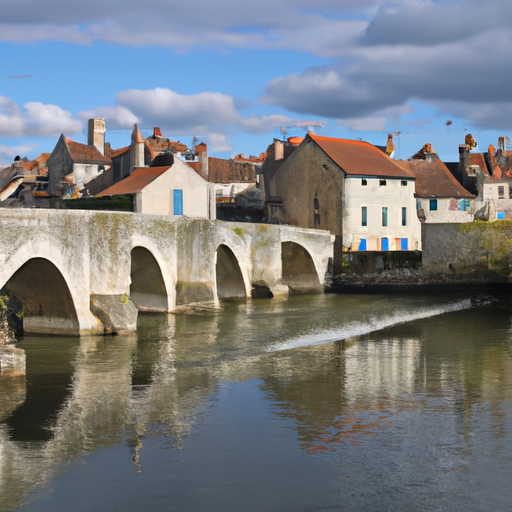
[281,242,322,294]
[216,244,246,300]
[2,258,79,335]
[130,246,168,312]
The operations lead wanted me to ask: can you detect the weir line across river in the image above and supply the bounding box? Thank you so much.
[0,209,334,336]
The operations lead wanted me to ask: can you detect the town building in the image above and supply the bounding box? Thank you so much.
[99,154,215,218]
[395,144,475,223]
[261,133,421,272]
[47,134,112,197]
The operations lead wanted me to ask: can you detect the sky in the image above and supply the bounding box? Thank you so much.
[1,0,511,168]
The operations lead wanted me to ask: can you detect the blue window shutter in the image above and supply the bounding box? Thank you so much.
[359,238,367,251]
[173,189,183,215]
[381,238,389,251]
[401,238,408,250]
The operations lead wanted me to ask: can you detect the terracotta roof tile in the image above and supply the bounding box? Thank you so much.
[64,138,112,165]
[309,134,413,179]
[395,159,474,198]
[468,153,489,175]
[99,167,168,196]
[106,145,130,159]
[208,157,256,183]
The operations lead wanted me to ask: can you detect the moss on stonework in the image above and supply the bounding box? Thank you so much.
[232,227,245,238]
[457,221,512,274]
[0,291,23,345]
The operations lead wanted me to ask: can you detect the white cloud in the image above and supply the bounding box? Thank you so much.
[78,106,139,129]
[0,0,379,55]
[0,96,83,137]
[207,134,233,152]
[261,0,512,131]
[79,87,292,137]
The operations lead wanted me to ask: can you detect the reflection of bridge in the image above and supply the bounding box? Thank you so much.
[0,210,334,335]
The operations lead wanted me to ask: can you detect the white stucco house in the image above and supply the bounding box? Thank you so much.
[395,155,475,224]
[99,156,216,218]
[262,133,422,254]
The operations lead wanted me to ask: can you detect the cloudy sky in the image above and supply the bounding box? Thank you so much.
[1,0,510,166]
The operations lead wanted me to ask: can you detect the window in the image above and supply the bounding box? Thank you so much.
[362,179,367,186]
[429,199,438,211]
[382,207,388,226]
[173,189,183,215]
[362,206,367,227]
[416,200,422,210]
[498,186,505,199]
[379,180,387,186]
[401,180,407,186]
[402,207,407,226]
[509,186,512,199]
[460,199,470,211]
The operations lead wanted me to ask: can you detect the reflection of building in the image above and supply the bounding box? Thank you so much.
[344,338,421,399]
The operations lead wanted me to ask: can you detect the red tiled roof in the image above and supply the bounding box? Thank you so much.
[309,133,413,179]
[468,153,490,175]
[395,159,474,198]
[64,138,112,165]
[99,167,168,196]
[35,153,50,164]
[208,157,256,183]
[106,145,129,159]
[187,158,257,183]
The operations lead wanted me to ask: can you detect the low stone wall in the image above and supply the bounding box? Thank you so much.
[341,250,422,274]
[331,222,512,288]
[422,222,512,282]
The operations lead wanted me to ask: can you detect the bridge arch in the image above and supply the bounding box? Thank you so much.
[130,246,169,312]
[215,244,248,300]
[281,241,322,294]
[1,258,80,335]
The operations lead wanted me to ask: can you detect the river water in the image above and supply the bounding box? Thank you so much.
[2,288,512,511]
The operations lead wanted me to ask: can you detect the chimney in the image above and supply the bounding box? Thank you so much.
[274,140,284,161]
[130,124,145,172]
[498,136,506,156]
[459,144,468,169]
[195,142,209,180]
[88,118,106,155]
[153,127,162,138]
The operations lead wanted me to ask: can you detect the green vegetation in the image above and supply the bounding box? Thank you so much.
[0,291,23,345]
[232,227,245,238]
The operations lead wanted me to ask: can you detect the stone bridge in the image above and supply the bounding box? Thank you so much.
[0,210,334,336]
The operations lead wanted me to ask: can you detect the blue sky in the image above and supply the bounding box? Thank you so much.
[1,0,511,167]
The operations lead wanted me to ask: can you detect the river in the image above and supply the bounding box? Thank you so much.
[1,288,512,511]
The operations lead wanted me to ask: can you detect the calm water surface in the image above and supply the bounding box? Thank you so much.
[2,290,512,511]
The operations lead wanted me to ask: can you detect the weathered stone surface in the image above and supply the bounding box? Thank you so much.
[0,210,334,335]
[90,294,138,335]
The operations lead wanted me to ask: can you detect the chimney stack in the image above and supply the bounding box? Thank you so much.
[195,142,209,180]
[88,118,106,155]
[130,124,145,172]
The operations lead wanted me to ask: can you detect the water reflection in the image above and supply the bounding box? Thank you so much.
[2,292,512,511]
